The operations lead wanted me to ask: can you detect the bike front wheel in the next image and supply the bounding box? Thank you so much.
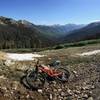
[26,71,45,89]
[20,75,31,89]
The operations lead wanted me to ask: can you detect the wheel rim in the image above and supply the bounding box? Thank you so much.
[26,72,45,89]
[20,76,31,89]
[56,68,70,82]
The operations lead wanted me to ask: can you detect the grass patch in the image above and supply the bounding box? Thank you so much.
[1,47,52,53]
[54,39,100,50]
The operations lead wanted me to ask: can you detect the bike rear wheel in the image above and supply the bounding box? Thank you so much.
[26,71,45,89]
[56,68,70,82]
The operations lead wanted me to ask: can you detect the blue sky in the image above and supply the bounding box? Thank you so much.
[0,0,100,25]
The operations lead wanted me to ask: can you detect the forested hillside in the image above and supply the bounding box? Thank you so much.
[0,16,54,49]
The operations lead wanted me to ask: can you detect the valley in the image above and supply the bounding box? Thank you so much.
[0,16,100,100]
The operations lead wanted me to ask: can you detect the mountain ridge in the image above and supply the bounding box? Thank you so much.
[0,16,100,49]
[64,21,100,43]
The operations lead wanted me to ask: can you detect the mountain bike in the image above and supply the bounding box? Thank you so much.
[21,60,70,90]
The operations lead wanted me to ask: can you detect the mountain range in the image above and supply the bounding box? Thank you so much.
[64,21,100,43]
[18,20,85,38]
[0,16,100,49]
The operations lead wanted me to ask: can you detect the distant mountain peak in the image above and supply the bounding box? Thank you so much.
[84,21,100,29]
[18,20,35,28]
[89,21,100,26]
[0,16,18,25]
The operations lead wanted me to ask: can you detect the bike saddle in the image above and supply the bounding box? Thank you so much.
[49,60,61,67]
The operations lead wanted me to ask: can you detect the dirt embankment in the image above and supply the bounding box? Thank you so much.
[0,52,6,60]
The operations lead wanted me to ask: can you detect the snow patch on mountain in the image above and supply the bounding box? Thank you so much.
[77,50,100,56]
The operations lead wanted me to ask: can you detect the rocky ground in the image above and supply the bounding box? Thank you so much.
[0,44,100,100]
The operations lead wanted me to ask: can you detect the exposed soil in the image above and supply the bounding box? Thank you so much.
[0,45,100,100]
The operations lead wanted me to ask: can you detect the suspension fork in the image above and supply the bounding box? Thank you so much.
[35,60,39,74]
[35,65,39,74]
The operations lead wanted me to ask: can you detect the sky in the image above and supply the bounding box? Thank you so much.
[0,0,100,25]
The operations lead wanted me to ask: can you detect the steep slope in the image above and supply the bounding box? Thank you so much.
[64,22,100,43]
[0,16,54,49]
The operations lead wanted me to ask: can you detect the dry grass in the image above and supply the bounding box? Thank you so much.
[0,51,6,60]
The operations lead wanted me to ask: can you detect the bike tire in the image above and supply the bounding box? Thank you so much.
[56,67,70,82]
[26,71,45,89]
[20,75,31,89]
